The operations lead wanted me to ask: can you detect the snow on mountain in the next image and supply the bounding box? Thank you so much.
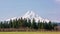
[6,11,50,23]
[22,11,50,23]
[6,17,17,21]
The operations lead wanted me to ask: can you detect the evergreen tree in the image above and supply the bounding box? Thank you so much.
[3,21,9,28]
[0,21,3,28]
[42,22,45,29]
[20,17,24,27]
[0,22,1,28]
[9,19,13,28]
[48,21,53,30]
[18,18,21,28]
[23,18,28,27]
[15,19,19,28]
[44,22,49,30]
[28,19,31,28]
[38,20,42,29]
[32,18,38,29]
[12,19,18,28]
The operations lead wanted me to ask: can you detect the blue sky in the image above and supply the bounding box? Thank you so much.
[0,0,60,22]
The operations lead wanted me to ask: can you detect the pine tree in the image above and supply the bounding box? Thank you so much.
[0,21,3,28]
[20,17,24,27]
[44,22,49,30]
[28,19,31,28]
[15,19,19,28]
[38,20,42,29]
[3,21,9,28]
[48,21,52,30]
[9,19,13,28]
[32,18,38,29]
[23,18,28,27]
[18,18,21,28]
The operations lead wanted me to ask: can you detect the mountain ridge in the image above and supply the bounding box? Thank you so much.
[6,11,50,23]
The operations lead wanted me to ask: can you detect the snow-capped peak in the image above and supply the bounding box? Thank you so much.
[22,11,36,18]
[6,10,50,23]
[22,11,50,23]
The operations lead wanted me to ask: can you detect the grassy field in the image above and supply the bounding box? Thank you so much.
[0,32,60,34]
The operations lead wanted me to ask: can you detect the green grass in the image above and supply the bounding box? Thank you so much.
[0,32,60,34]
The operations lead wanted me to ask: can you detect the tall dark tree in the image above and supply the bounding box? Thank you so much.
[15,19,19,28]
[0,21,3,28]
[12,19,16,28]
[0,22,1,28]
[20,17,24,27]
[12,19,19,28]
[9,19,13,28]
[23,18,28,27]
[38,20,42,29]
[28,19,31,28]
[44,22,49,30]
[3,21,9,28]
[18,18,21,28]
[48,21,53,30]
[32,18,38,29]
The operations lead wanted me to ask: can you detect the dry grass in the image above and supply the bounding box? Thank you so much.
[0,31,60,34]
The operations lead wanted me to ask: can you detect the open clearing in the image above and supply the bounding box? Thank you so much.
[0,32,60,34]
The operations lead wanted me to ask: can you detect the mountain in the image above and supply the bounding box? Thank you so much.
[22,11,50,23]
[6,11,50,23]
[6,17,17,21]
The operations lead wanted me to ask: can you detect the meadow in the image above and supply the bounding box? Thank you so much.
[0,32,60,34]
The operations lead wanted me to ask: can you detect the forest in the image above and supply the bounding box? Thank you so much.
[0,17,57,31]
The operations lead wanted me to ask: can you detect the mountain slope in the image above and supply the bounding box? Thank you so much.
[22,11,50,23]
[6,11,50,23]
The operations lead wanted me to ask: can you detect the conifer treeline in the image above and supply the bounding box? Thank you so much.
[0,17,57,30]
